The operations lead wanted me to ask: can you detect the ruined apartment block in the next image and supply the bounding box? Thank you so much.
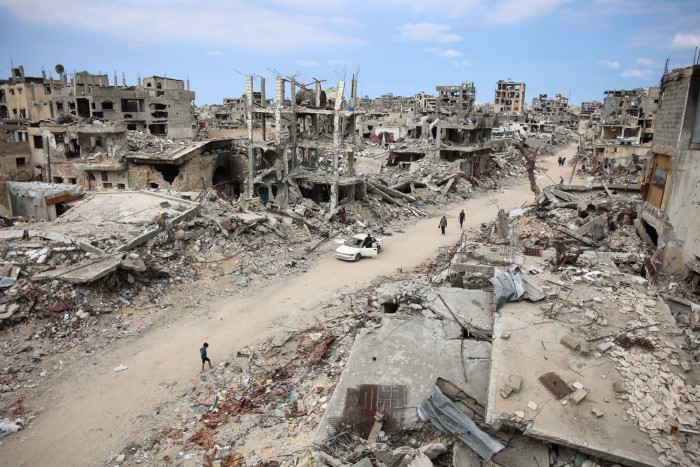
[436,82,476,118]
[0,65,196,139]
[639,64,700,280]
[528,93,577,130]
[493,80,526,114]
[582,87,660,164]
[432,82,495,176]
[580,100,602,121]
[600,87,658,144]
[23,121,242,195]
[243,75,366,211]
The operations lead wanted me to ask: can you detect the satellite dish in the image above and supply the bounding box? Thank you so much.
[55,64,65,74]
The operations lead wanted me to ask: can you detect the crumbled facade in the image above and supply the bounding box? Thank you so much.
[436,82,476,117]
[640,65,700,275]
[0,65,196,139]
[493,80,526,113]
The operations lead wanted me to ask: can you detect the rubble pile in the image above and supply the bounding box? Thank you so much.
[113,286,383,465]
[127,130,180,153]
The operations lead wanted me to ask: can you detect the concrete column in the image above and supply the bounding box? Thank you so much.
[248,147,255,198]
[246,76,254,141]
[122,73,127,88]
[290,78,297,169]
[329,181,338,214]
[113,71,118,87]
[275,77,283,148]
[351,75,358,108]
[260,77,266,108]
[49,76,56,117]
[332,81,345,171]
[246,76,255,198]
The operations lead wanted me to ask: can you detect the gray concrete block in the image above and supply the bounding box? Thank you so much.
[571,388,588,405]
[560,334,579,351]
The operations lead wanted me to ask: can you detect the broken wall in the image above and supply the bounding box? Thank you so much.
[642,65,700,272]
[128,147,238,192]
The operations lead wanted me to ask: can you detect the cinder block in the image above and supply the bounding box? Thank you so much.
[613,381,626,393]
[571,388,588,405]
[579,340,590,356]
[500,385,513,399]
[597,341,614,352]
[508,375,522,393]
[560,334,579,351]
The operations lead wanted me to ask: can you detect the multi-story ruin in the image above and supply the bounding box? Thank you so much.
[639,65,700,278]
[243,75,367,210]
[0,65,196,139]
[580,100,602,121]
[493,80,526,113]
[436,82,476,117]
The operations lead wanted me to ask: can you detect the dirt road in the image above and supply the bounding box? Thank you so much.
[0,146,577,466]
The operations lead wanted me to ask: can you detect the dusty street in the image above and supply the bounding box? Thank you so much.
[0,148,577,467]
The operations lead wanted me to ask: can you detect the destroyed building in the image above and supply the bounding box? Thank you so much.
[242,75,367,210]
[580,100,603,121]
[436,82,476,118]
[493,80,526,114]
[639,64,700,279]
[0,65,196,139]
[528,93,578,130]
[20,121,242,195]
[600,87,659,145]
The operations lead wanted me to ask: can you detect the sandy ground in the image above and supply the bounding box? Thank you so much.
[0,146,578,467]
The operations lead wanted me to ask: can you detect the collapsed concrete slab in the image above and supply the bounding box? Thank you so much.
[314,316,491,446]
[27,191,199,254]
[427,287,494,337]
[32,254,123,284]
[485,298,669,467]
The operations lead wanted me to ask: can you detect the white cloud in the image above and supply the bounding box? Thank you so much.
[206,51,223,56]
[296,60,319,67]
[439,49,463,58]
[454,60,471,68]
[398,23,461,43]
[670,32,700,49]
[0,0,365,51]
[621,68,655,79]
[635,57,655,66]
[598,59,620,69]
[485,0,572,24]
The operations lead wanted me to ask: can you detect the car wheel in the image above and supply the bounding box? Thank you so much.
[354,253,361,262]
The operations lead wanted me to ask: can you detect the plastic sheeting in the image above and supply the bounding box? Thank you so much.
[418,385,504,461]
[489,265,525,309]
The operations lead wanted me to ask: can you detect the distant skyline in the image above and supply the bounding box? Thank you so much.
[1,0,699,106]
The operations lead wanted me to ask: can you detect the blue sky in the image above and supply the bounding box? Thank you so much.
[1,0,699,106]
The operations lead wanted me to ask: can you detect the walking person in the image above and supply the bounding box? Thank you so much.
[200,342,212,371]
[438,216,447,235]
[458,210,465,229]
